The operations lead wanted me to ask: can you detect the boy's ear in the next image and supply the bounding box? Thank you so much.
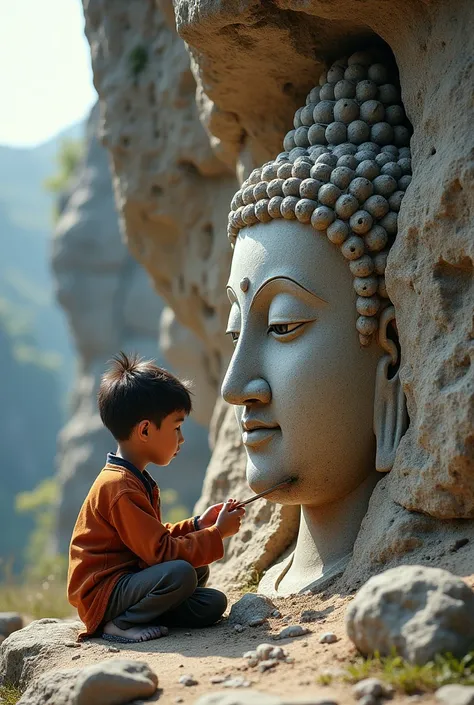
[138,420,149,439]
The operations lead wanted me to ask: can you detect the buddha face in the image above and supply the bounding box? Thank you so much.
[222,219,383,507]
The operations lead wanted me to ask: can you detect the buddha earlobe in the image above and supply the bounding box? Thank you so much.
[373,306,408,472]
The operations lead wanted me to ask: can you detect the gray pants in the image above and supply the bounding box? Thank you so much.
[103,560,227,630]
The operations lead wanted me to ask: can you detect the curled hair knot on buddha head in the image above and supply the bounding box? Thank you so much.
[227,49,413,347]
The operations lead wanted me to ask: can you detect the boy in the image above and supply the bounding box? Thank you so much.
[68,352,245,643]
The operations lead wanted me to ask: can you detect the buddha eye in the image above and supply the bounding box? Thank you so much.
[268,322,307,339]
[228,331,240,344]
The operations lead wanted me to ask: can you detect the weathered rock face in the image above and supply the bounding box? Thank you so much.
[82,0,237,386]
[52,105,210,553]
[346,565,474,664]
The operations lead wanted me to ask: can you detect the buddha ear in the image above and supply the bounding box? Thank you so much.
[373,306,408,472]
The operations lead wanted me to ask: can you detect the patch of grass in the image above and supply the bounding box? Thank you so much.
[0,683,22,705]
[343,651,474,695]
[0,570,72,621]
[317,673,334,686]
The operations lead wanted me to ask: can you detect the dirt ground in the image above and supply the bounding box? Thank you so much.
[40,588,444,705]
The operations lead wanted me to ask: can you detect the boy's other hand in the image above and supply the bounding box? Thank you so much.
[198,503,224,529]
[216,500,245,539]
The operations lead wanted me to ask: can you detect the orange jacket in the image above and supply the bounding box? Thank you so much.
[67,458,224,636]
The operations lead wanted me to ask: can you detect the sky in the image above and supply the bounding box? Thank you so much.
[0,0,97,147]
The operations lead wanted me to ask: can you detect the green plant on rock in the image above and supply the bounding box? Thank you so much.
[129,45,148,77]
[0,683,22,705]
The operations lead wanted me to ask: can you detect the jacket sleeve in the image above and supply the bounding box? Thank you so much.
[109,491,223,568]
[164,518,197,537]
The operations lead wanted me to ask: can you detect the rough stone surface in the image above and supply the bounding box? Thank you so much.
[51,104,210,553]
[16,658,158,705]
[346,565,474,664]
[0,619,82,689]
[0,613,23,638]
[436,685,474,705]
[228,594,276,626]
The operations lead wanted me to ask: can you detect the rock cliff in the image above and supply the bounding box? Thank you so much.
[51,105,210,554]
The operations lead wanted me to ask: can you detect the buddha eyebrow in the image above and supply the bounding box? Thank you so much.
[250,276,328,307]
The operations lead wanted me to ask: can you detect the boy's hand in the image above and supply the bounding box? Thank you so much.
[198,503,224,529]
[216,500,245,539]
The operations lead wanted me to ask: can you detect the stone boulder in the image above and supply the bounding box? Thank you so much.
[228,594,276,626]
[0,619,82,689]
[52,104,211,554]
[346,565,474,664]
[16,659,157,705]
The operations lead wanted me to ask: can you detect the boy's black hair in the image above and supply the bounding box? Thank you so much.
[98,352,192,441]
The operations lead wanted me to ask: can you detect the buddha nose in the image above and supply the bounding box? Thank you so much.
[222,365,271,406]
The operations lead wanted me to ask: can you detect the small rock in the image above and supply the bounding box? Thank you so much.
[16,658,158,705]
[256,643,274,660]
[243,650,258,660]
[302,589,313,596]
[436,684,474,705]
[107,646,120,653]
[258,659,278,672]
[319,632,338,644]
[71,654,81,660]
[302,641,308,647]
[248,658,259,668]
[249,617,266,627]
[210,675,228,684]
[175,698,184,704]
[353,678,394,700]
[228,594,276,626]
[300,609,322,623]
[222,677,251,688]
[284,656,295,664]
[275,625,310,640]
[450,538,469,553]
[65,641,81,648]
[346,565,474,664]
[184,632,192,636]
[179,674,198,687]
[269,647,285,661]
[271,610,282,618]
[234,624,245,633]
[0,612,23,637]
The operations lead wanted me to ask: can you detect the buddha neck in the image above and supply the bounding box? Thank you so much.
[277,470,380,594]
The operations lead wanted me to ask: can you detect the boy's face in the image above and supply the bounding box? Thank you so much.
[149,411,186,465]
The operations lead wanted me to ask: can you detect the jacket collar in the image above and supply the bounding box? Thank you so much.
[106,452,157,504]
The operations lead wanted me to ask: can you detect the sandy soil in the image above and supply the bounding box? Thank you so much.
[42,587,445,705]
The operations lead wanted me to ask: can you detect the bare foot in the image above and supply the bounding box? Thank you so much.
[103,620,168,642]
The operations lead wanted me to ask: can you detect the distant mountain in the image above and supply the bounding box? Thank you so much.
[0,123,83,573]
[0,122,83,392]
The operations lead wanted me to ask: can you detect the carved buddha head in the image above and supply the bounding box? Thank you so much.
[222,49,411,512]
